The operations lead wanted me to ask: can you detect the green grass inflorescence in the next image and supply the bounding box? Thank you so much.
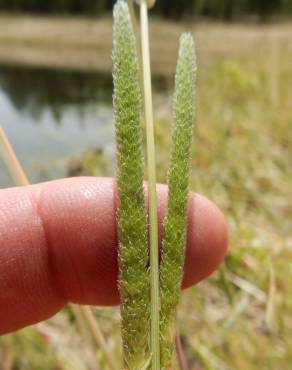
[160,33,196,368]
[113,1,150,369]
[113,1,196,368]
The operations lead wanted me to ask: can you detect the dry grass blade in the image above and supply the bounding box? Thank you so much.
[0,126,29,186]
[175,332,189,370]
[70,304,101,370]
[230,273,266,303]
[81,306,116,370]
[265,258,276,332]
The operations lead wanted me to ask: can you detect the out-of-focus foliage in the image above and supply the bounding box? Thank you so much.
[0,307,121,370]
[0,67,112,121]
[0,0,292,21]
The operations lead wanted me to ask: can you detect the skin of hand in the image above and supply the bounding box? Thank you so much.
[0,177,227,335]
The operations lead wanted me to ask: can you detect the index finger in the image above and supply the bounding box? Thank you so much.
[0,177,227,334]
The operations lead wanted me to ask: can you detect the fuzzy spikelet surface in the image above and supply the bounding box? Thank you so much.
[159,33,196,368]
[113,1,150,369]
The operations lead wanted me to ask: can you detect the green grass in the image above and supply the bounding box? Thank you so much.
[1,24,291,369]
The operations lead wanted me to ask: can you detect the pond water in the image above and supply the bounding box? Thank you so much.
[0,65,169,188]
[0,66,115,187]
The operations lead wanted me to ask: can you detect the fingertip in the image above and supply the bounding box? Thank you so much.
[0,177,228,335]
[182,192,228,289]
[37,177,120,306]
[155,183,228,289]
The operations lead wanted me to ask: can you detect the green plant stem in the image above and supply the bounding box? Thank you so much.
[0,126,116,370]
[140,1,160,369]
[219,264,234,305]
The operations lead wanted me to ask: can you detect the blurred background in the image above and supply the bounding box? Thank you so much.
[0,1,291,369]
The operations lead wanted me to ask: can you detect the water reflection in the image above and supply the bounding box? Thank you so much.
[0,65,115,187]
[0,65,171,188]
[0,66,114,122]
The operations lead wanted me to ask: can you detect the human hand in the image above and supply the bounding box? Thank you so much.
[0,177,227,335]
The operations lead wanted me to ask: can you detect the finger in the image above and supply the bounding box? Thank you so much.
[0,177,227,334]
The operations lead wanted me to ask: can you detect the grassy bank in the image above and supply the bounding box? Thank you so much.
[0,15,292,74]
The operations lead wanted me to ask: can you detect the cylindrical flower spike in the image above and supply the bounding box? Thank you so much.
[113,1,150,369]
[159,33,197,368]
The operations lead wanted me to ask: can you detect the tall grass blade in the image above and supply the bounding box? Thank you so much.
[160,33,196,367]
[113,2,150,369]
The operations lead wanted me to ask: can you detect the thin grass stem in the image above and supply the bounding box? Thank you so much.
[219,264,234,305]
[140,1,160,369]
[265,257,276,332]
[0,127,29,186]
[175,332,189,370]
[81,306,116,370]
[0,126,116,370]
[70,304,101,370]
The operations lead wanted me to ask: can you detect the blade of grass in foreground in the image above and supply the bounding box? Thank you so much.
[160,33,196,368]
[113,2,150,369]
